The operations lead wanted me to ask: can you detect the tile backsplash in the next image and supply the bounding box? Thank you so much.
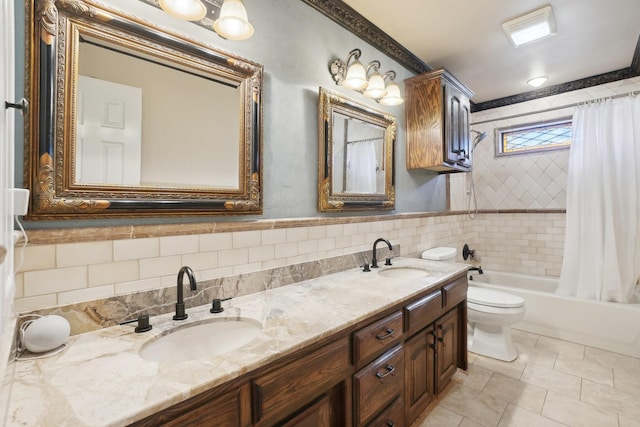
[14,214,472,314]
[15,211,566,332]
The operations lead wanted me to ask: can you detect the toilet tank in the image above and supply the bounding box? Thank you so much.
[421,246,457,261]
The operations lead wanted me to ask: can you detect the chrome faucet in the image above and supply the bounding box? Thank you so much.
[371,238,393,268]
[174,266,197,320]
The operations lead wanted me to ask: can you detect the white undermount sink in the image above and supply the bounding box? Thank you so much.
[139,318,262,363]
[378,266,430,280]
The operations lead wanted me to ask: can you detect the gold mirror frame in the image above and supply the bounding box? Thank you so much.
[25,0,263,219]
[318,87,396,212]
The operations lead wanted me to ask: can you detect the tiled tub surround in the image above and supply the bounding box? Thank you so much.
[7,257,468,426]
[451,76,640,212]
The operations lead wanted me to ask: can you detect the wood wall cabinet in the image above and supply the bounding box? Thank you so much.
[405,69,474,173]
[129,272,468,427]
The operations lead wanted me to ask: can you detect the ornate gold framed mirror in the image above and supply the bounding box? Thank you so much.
[318,87,396,212]
[25,0,263,219]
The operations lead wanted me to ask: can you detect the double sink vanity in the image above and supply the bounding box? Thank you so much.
[8,257,468,426]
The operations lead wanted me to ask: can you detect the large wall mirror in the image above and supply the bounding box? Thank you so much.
[25,0,263,219]
[318,88,396,212]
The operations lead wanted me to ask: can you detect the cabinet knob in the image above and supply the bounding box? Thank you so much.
[387,422,395,427]
[375,328,395,340]
[375,364,395,379]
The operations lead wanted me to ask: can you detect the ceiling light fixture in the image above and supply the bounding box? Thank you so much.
[213,0,254,41]
[159,0,207,21]
[330,49,403,105]
[527,76,548,87]
[502,5,557,47]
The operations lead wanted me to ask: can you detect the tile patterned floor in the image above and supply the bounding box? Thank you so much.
[412,329,640,427]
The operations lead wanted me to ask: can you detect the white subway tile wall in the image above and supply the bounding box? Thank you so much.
[13,212,565,313]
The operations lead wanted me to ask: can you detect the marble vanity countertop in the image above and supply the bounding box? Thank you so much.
[7,257,468,427]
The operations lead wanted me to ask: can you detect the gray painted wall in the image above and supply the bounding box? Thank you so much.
[14,0,446,228]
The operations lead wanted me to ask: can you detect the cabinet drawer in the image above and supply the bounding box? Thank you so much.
[443,275,467,311]
[404,290,443,335]
[353,311,404,366]
[159,392,239,427]
[354,345,404,426]
[252,337,351,426]
[366,396,404,427]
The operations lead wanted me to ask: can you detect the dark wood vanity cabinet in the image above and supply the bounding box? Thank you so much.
[404,277,468,424]
[405,69,474,173]
[130,273,468,427]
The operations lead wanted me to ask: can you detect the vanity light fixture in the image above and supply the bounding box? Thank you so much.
[330,49,368,91]
[330,49,404,105]
[502,5,557,47]
[380,71,404,106]
[159,0,207,21]
[213,0,254,41]
[363,61,387,100]
[527,76,548,87]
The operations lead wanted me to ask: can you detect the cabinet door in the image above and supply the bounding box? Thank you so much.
[444,83,471,169]
[436,309,459,392]
[404,325,435,424]
[280,394,331,427]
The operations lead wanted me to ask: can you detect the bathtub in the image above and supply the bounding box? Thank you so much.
[467,270,640,358]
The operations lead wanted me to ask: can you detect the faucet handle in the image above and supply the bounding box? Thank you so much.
[134,314,152,333]
[384,257,392,266]
[362,263,370,272]
[210,297,232,314]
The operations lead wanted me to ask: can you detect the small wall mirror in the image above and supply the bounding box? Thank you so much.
[25,0,263,219]
[318,88,396,212]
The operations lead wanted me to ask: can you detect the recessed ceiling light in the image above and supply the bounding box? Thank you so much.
[502,5,557,47]
[527,76,548,87]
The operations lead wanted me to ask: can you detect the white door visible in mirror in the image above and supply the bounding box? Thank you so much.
[78,38,241,190]
[77,76,142,185]
[331,112,385,195]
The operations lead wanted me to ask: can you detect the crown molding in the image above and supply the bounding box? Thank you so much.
[300,0,430,75]
[303,1,640,112]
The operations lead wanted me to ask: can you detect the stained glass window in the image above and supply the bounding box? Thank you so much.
[497,119,572,156]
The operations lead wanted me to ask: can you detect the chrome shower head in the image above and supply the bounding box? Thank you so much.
[471,130,488,148]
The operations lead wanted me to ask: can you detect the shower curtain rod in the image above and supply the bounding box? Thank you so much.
[471,91,637,126]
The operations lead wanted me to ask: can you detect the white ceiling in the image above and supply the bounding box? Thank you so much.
[342,0,640,103]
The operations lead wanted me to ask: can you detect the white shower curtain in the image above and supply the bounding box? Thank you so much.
[346,141,377,193]
[557,95,640,302]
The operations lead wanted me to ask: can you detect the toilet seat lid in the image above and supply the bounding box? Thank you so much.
[467,287,524,308]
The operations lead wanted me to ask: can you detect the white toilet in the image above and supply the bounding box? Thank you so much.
[421,247,526,362]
